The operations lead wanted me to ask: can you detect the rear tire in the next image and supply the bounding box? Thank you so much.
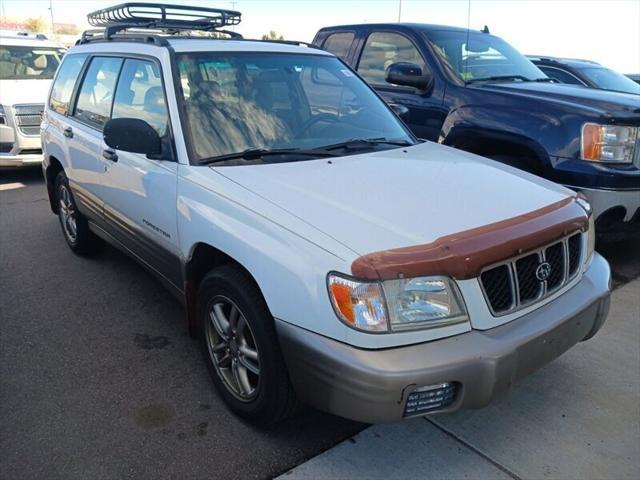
[198,264,297,427]
[55,171,101,255]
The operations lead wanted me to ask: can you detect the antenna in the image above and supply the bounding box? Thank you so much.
[463,0,471,84]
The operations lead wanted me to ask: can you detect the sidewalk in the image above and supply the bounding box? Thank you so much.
[279,279,640,480]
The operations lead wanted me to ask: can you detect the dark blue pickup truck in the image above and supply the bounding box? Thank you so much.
[313,24,640,234]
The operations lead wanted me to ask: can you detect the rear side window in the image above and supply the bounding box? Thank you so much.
[73,56,123,129]
[538,66,584,85]
[112,59,168,136]
[323,32,355,61]
[49,54,87,115]
[357,32,426,86]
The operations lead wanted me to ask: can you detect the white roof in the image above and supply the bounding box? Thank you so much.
[0,32,64,49]
[167,38,331,55]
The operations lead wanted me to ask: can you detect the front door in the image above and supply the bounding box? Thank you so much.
[355,30,447,141]
[99,57,182,290]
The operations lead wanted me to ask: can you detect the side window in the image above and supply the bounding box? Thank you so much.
[300,65,358,116]
[538,66,584,85]
[49,54,87,115]
[357,32,427,86]
[73,56,123,129]
[112,59,168,136]
[323,32,355,61]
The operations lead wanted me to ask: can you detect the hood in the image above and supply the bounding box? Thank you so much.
[0,79,52,106]
[477,82,640,118]
[213,142,572,255]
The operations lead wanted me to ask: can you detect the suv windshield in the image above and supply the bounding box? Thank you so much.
[579,67,640,95]
[0,45,66,80]
[176,52,414,162]
[426,30,546,83]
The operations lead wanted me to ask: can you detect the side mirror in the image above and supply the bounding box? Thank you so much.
[385,62,433,92]
[103,118,161,156]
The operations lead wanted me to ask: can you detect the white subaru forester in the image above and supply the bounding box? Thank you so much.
[41,4,611,426]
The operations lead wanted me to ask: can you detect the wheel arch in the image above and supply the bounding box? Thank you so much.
[45,156,64,214]
[183,242,266,339]
[443,126,550,175]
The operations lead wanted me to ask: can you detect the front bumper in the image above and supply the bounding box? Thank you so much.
[0,153,43,168]
[570,186,640,233]
[276,253,611,424]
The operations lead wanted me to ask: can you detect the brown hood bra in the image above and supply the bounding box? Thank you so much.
[351,196,588,281]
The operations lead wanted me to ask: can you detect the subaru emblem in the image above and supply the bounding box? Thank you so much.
[535,262,552,281]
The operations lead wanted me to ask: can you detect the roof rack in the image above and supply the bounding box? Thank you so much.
[80,2,242,43]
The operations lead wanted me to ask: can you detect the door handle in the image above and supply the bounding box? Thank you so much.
[63,127,73,138]
[102,149,118,162]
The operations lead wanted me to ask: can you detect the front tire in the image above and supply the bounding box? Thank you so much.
[198,265,297,427]
[55,171,100,255]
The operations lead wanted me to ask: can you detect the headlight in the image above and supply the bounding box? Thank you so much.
[581,123,638,164]
[327,273,468,333]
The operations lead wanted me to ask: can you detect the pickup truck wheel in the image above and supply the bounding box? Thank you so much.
[55,171,100,255]
[198,265,297,427]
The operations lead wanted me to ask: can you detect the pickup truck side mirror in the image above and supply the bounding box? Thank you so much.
[103,118,162,156]
[385,62,433,92]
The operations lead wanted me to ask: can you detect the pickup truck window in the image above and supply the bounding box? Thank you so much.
[112,59,168,136]
[176,52,413,162]
[49,54,88,115]
[74,56,123,129]
[357,32,427,86]
[323,32,355,61]
[426,30,545,83]
[537,66,584,85]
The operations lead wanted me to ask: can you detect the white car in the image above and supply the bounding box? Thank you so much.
[0,31,66,167]
[41,4,611,426]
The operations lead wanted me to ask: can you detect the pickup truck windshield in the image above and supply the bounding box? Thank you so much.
[579,67,640,95]
[176,52,414,162]
[0,45,66,80]
[426,30,546,83]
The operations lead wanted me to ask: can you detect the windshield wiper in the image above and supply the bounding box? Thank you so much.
[466,75,533,84]
[315,137,415,151]
[200,147,338,165]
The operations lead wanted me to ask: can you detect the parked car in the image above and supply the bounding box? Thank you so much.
[528,56,640,95]
[0,31,66,168]
[627,74,640,85]
[313,24,640,235]
[43,4,611,426]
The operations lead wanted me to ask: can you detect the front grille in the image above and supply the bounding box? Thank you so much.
[480,232,583,316]
[14,104,44,136]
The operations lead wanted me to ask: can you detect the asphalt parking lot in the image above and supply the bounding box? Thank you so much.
[1,167,639,480]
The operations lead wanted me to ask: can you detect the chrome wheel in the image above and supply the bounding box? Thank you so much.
[58,184,78,243]
[205,296,260,401]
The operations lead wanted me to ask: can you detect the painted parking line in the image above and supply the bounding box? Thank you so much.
[0,182,26,192]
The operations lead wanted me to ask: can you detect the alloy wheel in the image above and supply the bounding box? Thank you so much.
[205,296,261,401]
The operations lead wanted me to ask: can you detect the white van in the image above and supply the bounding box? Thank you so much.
[0,32,66,167]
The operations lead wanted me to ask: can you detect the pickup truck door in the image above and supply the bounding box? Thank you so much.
[353,29,447,141]
[99,58,182,292]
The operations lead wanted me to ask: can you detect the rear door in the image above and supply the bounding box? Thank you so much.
[353,29,447,141]
[64,55,123,221]
[99,57,182,291]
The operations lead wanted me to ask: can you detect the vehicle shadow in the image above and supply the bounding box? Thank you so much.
[0,166,44,187]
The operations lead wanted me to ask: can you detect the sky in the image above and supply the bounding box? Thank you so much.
[1,0,638,73]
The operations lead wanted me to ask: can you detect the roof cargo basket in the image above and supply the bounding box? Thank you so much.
[81,2,242,43]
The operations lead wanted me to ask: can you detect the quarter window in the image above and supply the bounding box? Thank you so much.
[538,66,584,85]
[323,32,355,61]
[73,56,123,129]
[49,54,87,115]
[112,59,168,136]
[357,32,426,86]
